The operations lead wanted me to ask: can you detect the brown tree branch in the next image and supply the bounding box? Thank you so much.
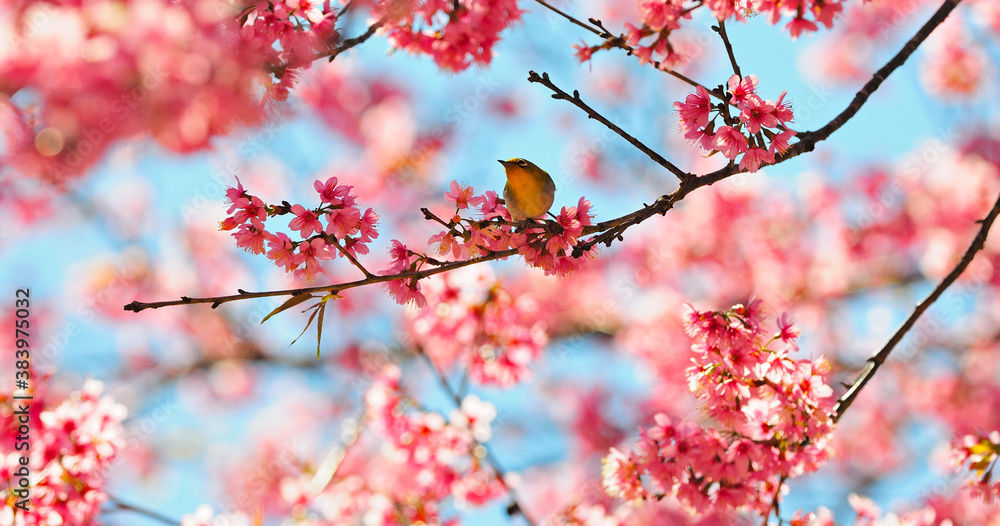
[530,0,711,96]
[126,0,962,316]
[832,188,1000,422]
[527,71,691,181]
[336,0,355,18]
[123,248,519,312]
[329,237,375,278]
[557,0,963,254]
[533,0,602,36]
[328,16,387,62]
[714,20,741,80]
[796,0,962,146]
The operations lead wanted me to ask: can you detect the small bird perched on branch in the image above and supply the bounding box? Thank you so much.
[498,158,556,221]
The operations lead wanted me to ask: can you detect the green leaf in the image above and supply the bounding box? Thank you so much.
[261,294,316,324]
[290,307,321,347]
[316,301,327,360]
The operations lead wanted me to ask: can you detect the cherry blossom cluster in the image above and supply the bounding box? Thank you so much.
[407,266,548,387]
[381,240,430,307]
[239,0,339,102]
[674,74,796,173]
[372,0,524,72]
[574,0,698,68]
[574,0,844,64]
[0,0,269,180]
[178,369,503,525]
[602,299,835,514]
[364,365,505,515]
[1,380,127,525]
[752,0,844,39]
[381,181,596,308]
[949,430,1000,503]
[221,177,379,282]
[0,0,348,180]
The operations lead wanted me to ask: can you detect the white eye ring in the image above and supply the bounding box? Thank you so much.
[517,160,528,167]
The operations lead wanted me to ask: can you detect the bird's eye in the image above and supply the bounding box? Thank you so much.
[517,159,528,167]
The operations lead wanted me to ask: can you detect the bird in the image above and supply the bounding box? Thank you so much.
[497,158,556,221]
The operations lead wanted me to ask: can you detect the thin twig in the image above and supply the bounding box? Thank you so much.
[527,71,691,181]
[105,497,179,525]
[328,16,387,61]
[421,207,455,229]
[590,16,710,95]
[533,0,602,36]
[715,20,741,80]
[124,248,519,312]
[417,348,537,526]
[330,237,375,278]
[797,0,962,146]
[832,188,1000,422]
[530,0,715,98]
[760,475,787,526]
[569,0,964,254]
[336,0,354,18]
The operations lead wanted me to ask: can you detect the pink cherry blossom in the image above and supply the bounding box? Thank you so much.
[674,85,713,129]
[293,237,329,281]
[407,266,548,386]
[713,126,749,159]
[739,95,778,134]
[848,493,882,520]
[0,0,277,180]
[265,232,298,271]
[363,365,504,507]
[2,380,126,525]
[450,395,497,442]
[288,204,323,237]
[358,208,380,243]
[727,74,759,105]
[325,206,362,239]
[776,312,801,350]
[948,429,1000,502]
[445,181,485,210]
[739,147,774,173]
[601,448,646,504]
[234,222,268,254]
[573,40,595,62]
[372,0,525,72]
[604,300,835,513]
[315,176,353,205]
[478,190,507,220]
[429,231,464,259]
[774,91,795,124]
[220,179,380,279]
[787,17,819,39]
[769,130,798,155]
[383,277,427,307]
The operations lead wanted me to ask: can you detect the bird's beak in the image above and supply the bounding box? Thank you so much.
[497,159,507,165]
